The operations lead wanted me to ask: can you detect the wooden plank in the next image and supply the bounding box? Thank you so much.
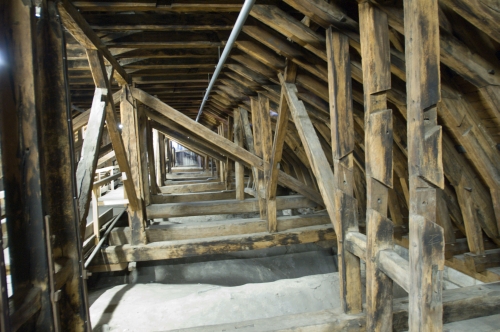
[111,213,331,245]
[146,195,317,219]
[57,0,129,84]
[131,87,324,205]
[95,224,336,264]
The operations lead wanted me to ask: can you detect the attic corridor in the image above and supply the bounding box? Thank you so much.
[1,0,500,331]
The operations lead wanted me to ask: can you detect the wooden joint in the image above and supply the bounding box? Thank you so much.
[366,109,393,188]
[377,249,410,292]
[421,125,444,188]
[345,231,367,261]
[464,249,500,273]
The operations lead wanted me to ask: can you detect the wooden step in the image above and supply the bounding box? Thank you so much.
[110,213,331,245]
[90,223,336,267]
[146,195,318,219]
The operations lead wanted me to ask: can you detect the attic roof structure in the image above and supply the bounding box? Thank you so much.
[1,0,500,330]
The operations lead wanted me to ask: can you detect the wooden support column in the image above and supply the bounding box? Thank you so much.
[258,94,273,218]
[153,129,166,187]
[404,0,445,330]
[1,1,89,329]
[120,86,147,244]
[251,98,267,219]
[146,120,160,195]
[267,63,296,232]
[234,109,245,200]
[358,2,394,330]
[326,28,362,314]
[166,138,172,173]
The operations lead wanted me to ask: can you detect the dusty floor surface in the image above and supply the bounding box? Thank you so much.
[90,273,341,331]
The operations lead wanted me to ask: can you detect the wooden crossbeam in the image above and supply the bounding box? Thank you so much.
[146,195,317,219]
[57,0,129,85]
[92,224,335,264]
[130,87,325,205]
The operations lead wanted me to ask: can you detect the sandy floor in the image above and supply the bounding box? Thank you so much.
[90,273,341,331]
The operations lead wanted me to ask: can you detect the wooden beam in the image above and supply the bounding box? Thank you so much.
[131,87,325,205]
[404,0,445,330]
[250,5,326,61]
[358,3,394,329]
[94,225,336,264]
[151,191,249,204]
[440,0,500,44]
[267,63,296,232]
[119,86,146,244]
[57,0,129,84]
[327,28,362,315]
[112,213,330,245]
[280,76,339,238]
[146,195,317,219]
[234,109,245,200]
[74,84,107,244]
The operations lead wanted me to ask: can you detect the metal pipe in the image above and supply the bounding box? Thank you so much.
[195,0,256,122]
[84,209,126,268]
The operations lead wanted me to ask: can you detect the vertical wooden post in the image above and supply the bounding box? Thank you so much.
[120,86,147,244]
[326,28,362,314]
[153,129,166,187]
[358,2,394,330]
[1,1,89,329]
[92,189,100,244]
[146,120,159,195]
[166,138,172,174]
[404,0,445,330]
[137,104,152,205]
[251,98,267,219]
[234,109,245,200]
[226,116,234,190]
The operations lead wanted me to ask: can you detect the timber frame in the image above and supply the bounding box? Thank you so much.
[1,0,500,330]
